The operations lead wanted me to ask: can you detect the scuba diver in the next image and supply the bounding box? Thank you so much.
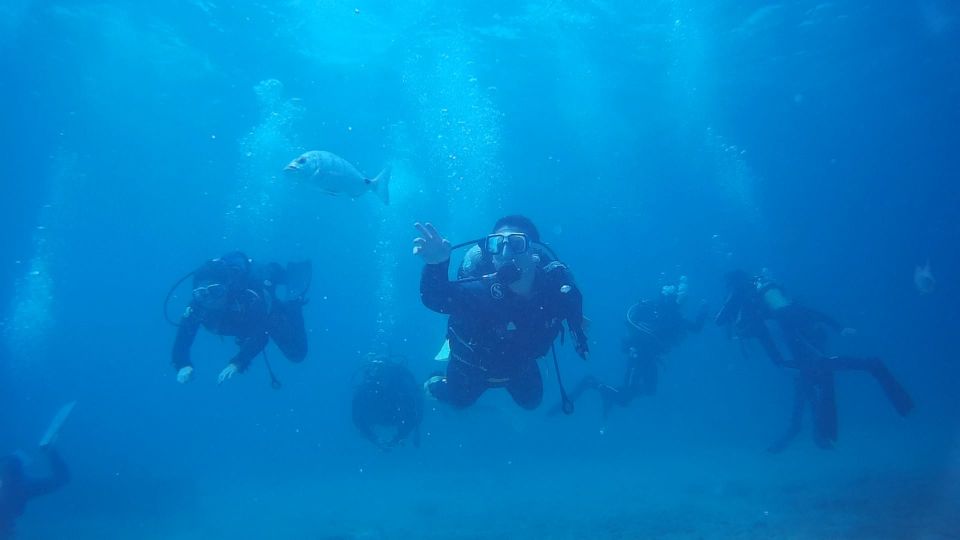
[352,356,424,450]
[562,277,708,417]
[717,269,914,452]
[168,251,311,386]
[1,403,73,539]
[413,215,589,411]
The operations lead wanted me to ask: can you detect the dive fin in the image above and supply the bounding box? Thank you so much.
[434,339,450,362]
[40,401,76,447]
[871,364,914,416]
[811,375,838,448]
[285,260,313,301]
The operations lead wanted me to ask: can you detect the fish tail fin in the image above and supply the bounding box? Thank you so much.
[370,166,391,205]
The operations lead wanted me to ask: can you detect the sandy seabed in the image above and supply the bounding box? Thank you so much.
[17,439,960,540]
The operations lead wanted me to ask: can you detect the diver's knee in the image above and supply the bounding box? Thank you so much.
[515,393,542,411]
[286,347,308,363]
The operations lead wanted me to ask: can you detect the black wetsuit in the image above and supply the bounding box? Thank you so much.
[421,259,588,410]
[716,276,913,452]
[0,448,69,539]
[564,297,705,415]
[172,259,307,374]
[766,303,914,452]
[352,361,424,449]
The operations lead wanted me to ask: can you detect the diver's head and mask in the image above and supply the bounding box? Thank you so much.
[453,215,555,290]
[485,231,537,286]
[190,252,252,311]
[488,215,543,284]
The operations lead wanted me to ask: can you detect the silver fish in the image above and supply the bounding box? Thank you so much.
[914,261,935,294]
[284,150,391,204]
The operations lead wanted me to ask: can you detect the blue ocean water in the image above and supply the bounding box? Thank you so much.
[1,1,958,538]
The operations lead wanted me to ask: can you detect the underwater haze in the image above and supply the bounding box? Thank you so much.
[1,1,959,538]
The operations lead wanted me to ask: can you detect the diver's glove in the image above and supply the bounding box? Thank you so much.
[217,363,239,385]
[176,366,194,384]
[574,333,590,361]
[413,222,452,264]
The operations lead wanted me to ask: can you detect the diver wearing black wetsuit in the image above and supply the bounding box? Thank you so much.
[717,270,914,452]
[0,447,69,539]
[766,301,914,452]
[171,251,309,383]
[417,216,589,410]
[352,358,424,450]
[559,280,706,417]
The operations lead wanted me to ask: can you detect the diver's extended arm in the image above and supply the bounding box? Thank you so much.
[420,260,486,314]
[172,308,201,370]
[562,284,589,359]
[715,293,741,327]
[543,263,589,359]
